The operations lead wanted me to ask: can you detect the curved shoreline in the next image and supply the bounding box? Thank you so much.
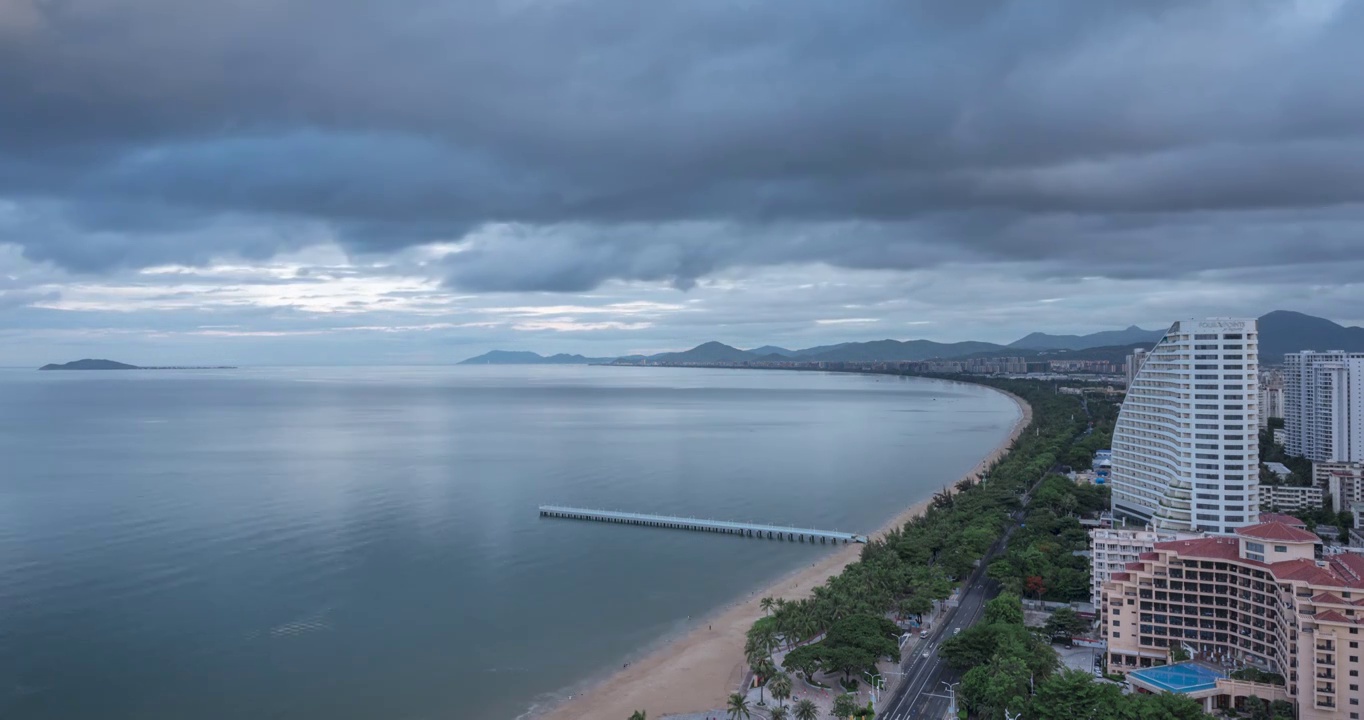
[537,377,1033,720]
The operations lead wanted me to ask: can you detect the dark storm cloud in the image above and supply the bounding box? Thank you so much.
[3,0,1364,288]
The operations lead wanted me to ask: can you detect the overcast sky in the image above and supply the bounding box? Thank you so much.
[3,0,1362,365]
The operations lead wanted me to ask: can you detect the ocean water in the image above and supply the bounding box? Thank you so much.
[0,365,1018,720]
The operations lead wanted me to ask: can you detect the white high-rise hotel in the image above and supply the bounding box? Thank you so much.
[1111,319,1260,533]
[1283,351,1364,462]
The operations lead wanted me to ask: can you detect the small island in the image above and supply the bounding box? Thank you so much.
[39,359,237,371]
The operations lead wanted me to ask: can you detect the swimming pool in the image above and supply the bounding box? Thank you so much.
[1127,662,1226,693]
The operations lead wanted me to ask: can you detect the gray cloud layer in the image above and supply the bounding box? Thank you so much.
[3,0,1364,290]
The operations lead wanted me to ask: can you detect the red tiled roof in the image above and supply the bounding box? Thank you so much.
[1115,537,1364,590]
[1154,537,1246,561]
[1312,591,1347,605]
[1139,552,1158,560]
[1329,553,1364,586]
[1258,513,1308,528]
[1312,610,1362,625]
[1268,558,1342,586]
[1235,521,1321,543]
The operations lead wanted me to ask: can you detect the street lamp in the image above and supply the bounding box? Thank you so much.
[863,671,885,711]
[938,684,960,714]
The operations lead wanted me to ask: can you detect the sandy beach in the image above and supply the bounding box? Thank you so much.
[539,385,1032,720]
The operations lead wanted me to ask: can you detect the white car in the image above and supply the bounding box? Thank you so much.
[953,628,961,635]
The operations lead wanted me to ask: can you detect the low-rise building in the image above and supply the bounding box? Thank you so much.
[1101,520,1364,719]
[1089,527,1204,606]
[1316,462,1364,488]
[1259,484,1325,513]
[1264,462,1294,481]
[1323,464,1364,512]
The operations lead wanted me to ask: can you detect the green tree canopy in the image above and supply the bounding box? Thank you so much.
[831,693,859,720]
[1043,607,1089,638]
[984,593,1024,626]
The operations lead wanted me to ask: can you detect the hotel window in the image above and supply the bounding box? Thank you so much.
[1274,546,1288,553]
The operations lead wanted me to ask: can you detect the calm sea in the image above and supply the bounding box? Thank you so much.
[0,366,1018,720]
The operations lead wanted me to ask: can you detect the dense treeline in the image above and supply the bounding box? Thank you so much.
[942,594,1211,720]
[986,394,1117,603]
[1065,395,1119,470]
[730,377,1221,720]
[1258,429,1313,487]
[750,379,1088,690]
[986,474,1110,602]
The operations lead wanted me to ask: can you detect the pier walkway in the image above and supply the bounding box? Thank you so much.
[538,505,867,544]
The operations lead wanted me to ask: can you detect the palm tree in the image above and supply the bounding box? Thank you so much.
[755,623,780,658]
[752,657,776,706]
[726,692,751,720]
[627,712,646,720]
[769,671,792,710]
[760,596,775,616]
[793,698,817,720]
[768,706,789,720]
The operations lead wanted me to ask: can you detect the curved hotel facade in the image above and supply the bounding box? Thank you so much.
[1111,318,1260,533]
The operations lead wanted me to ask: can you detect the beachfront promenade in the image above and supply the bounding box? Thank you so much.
[538,506,868,544]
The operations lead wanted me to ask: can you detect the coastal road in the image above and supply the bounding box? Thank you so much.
[878,508,1028,720]
[875,384,1079,719]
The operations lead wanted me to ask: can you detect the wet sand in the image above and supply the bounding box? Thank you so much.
[539,386,1032,720]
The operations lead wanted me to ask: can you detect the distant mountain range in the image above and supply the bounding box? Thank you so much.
[1256,310,1364,360]
[38,359,236,370]
[40,359,141,370]
[1008,325,1164,351]
[459,310,1364,366]
[457,350,616,365]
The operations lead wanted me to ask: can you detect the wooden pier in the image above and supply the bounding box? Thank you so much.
[537,505,867,544]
